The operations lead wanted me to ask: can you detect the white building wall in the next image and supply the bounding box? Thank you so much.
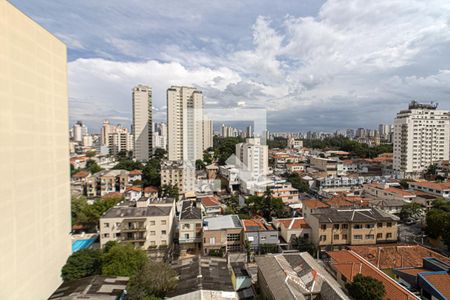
[0,2,71,298]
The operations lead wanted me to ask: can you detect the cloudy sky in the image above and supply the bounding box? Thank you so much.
[11,0,450,132]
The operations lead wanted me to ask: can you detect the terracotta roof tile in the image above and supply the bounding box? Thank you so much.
[302,199,329,209]
[276,217,310,230]
[125,186,143,192]
[421,273,450,299]
[201,196,221,207]
[72,170,90,178]
[144,186,158,193]
[129,169,142,175]
[328,250,417,300]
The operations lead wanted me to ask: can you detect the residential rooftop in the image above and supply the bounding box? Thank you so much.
[255,252,349,300]
[242,218,275,232]
[312,207,398,223]
[180,201,202,220]
[102,205,172,219]
[274,217,310,230]
[203,215,242,230]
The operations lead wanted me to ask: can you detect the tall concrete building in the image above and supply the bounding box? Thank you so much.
[101,119,111,146]
[203,118,213,150]
[0,1,71,299]
[167,86,204,161]
[236,137,269,180]
[132,85,152,161]
[393,101,450,178]
[153,122,168,151]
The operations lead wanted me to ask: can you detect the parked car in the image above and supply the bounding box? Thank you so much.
[405,219,416,225]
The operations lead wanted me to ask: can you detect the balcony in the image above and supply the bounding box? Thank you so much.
[120,225,146,232]
[179,236,202,244]
[120,235,146,242]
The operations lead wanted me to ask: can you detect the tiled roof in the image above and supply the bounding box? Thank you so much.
[328,250,417,300]
[276,217,310,230]
[72,170,90,178]
[102,192,123,199]
[410,181,450,191]
[420,272,450,299]
[125,186,143,192]
[242,219,274,231]
[201,196,221,207]
[129,169,142,175]
[144,186,158,193]
[384,187,415,196]
[180,201,202,220]
[314,207,398,223]
[302,199,329,209]
[395,268,427,276]
[349,244,450,269]
[102,205,172,218]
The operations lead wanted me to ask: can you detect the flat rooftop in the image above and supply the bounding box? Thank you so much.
[203,215,242,230]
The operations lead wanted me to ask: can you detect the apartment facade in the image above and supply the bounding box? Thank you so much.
[85,169,130,197]
[107,124,133,156]
[167,86,204,161]
[160,160,195,194]
[99,198,175,250]
[393,101,450,178]
[235,137,269,180]
[310,157,339,176]
[179,201,203,252]
[0,2,71,298]
[242,219,279,251]
[305,207,399,249]
[132,84,152,161]
[203,215,243,254]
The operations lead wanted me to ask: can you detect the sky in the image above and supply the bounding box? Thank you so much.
[11,0,450,132]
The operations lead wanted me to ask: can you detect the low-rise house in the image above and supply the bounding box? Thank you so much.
[203,215,243,255]
[99,197,175,250]
[143,186,158,199]
[304,206,399,249]
[256,252,350,300]
[167,256,238,300]
[408,181,450,198]
[49,276,129,300]
[200,196,222,216]
[364,183,416,202]
[85,169,131,197]
[72,170,90,183]
[269,182,299,204]
[272,217,311,246]
[368,198,408,214]
[179,201,202,253]
[310,156,339,176]
[393,257,450,299]
[128,169,142,183]
[286,163,305,173]
[242,219,278,252]
[124,186,143,201]
[327,250,417,300]
[231,262,254,299]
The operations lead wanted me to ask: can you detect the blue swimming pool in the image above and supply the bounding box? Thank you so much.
[72,237,97,252]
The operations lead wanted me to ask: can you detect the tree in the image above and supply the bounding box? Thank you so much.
[127,261,178,299]
[142,158,161,187]
[71,196,123,229]
[346,274,385,300]
[195,159,206,170]
[160,184,179,199]
[399,203,422,220]
[425,209,448,239]
[86,150,96,158]
[203,151,213,165]
[112,159,143,171]
[291,236,316,256]
[85,159,102,174]
[286,173,310,193]
[101,243,148,277]
[213,136,244,165]
[153,148,167,160]
[61,249,102,281]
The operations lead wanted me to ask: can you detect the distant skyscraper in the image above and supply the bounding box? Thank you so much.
[393,101,450,178]
[132,85,152,161]
[153,122,168,151]
[203,118,213,150]
[73,120,87,142]
[167,86,204,161]
[0,1,71,298]
[101,119,111,146]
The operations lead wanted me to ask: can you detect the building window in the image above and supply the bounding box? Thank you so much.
[342,224,348,229]
[365,224,374,229]
[334,234,339,240]
[387,222,392,227]
[104,223,109,228]
[342,234,347,240]
[150,231,156,236]
[161,220,167,225]
[353,224,362,229]
[334,224,340,229]
[103,233,110,238]
[209,237,216,245]
[320,235,327,241]
[386,233,393,238]
[365,234,375,240]
[227,234,240,242]
[321,225,327,230]
[377,223,383,227]
[161,240,167,245]
[353,235,363,240]
[150,241,156,246]
[150,221,155,226]
[377,233,383,239]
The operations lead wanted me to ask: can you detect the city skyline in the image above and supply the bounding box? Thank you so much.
[10,0,450,131]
